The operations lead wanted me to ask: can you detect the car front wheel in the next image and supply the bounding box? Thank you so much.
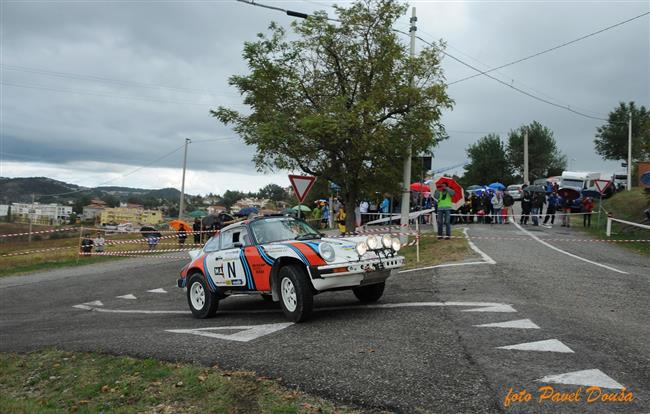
[278,265,313,323]
[187,273,219,318]
[353,282,385,303]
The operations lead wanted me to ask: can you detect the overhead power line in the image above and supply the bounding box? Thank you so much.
[448,11,650,85]
[239,0,610,122]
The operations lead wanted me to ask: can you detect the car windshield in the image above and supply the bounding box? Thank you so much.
[250,217,320,244]
[507,185,520,190]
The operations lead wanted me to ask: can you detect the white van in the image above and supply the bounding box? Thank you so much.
[560,171,600,191]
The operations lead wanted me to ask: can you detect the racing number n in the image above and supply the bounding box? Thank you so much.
[226,262,237,279]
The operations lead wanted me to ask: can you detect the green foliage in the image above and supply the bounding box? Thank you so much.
[221,190,246,210]
[506,121,567,181]
[258,184,289,202]
[463,134,513,185]
[212,0,452,230]
[100,194,120,208]
[594,101,650,162]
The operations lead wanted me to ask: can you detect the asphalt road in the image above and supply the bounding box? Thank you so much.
[1,221,649,413]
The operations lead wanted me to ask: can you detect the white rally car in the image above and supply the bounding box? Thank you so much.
[177,216,405,322]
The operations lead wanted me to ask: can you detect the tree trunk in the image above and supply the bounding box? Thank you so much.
[344,191,358,234]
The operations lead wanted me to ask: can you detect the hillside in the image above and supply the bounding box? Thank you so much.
[0,177,185,205]
[0,177,85,203]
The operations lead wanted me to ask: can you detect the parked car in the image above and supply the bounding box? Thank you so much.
[177,216,405,322]
[506,184,524,200]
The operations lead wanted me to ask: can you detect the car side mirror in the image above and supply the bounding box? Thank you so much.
[233,242,243,248]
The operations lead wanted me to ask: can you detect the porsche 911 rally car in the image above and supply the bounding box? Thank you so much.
[177,216,405,322]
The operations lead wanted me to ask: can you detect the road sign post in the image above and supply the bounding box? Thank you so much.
[289,175,317,220]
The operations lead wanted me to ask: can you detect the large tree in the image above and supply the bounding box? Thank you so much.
[594,101,650,162]
[212,0,452,231]
[463,134,513,185]
[507,121,567,181]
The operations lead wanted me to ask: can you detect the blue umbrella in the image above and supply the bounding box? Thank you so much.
[236,207,258,217]
[488,182,505,190]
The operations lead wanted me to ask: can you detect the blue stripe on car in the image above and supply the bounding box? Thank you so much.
[203,256,218,291]
[240,249,256,290]
[256,246,275,266]
[283,243,310,265]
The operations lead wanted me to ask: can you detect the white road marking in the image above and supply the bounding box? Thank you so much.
[166,322,293,342]
[512,220,627,274]
[398,228,496,273]
[399,261,490,273]
[474,319,540,329]
[538,369,624,389]
[83,300,104,307]
[147,288,167,294]
[497,339,574,353]
[116,294,137,300]
[463,227,497,264]
[72,301,516,315]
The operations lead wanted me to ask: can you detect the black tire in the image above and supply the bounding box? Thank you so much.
[353,282,385,303]
[260,294,274,302]
[278,265,313,323]
[186,273,219,318]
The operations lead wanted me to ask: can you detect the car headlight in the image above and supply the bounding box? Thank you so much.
[367,235,381,250]
[391,237,401,252]
[381,234,392,249]
[355,241,368,257]
[318,242,336,262]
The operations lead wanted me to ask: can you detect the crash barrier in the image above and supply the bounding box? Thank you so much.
[606,216,650,237]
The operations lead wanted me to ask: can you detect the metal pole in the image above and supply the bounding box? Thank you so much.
[415,217,420,262]
[179,138,191,219]
[400,7,416,242]
[523,129,529,185]
[627,112,632,191]
[28,193,34,244]
[76,225,84,264]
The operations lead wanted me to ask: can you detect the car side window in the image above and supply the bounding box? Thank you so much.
[203,235,220,253]
[220,228,250,250]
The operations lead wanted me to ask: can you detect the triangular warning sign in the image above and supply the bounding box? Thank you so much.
[594,179,611,194]
[288,174,317,203]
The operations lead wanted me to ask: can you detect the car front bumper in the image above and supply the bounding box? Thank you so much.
[310,256,404,291]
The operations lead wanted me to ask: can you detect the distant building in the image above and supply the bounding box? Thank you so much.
[207,205,227,215]
[231,197,269,213]
[11,202,72,225]
[100,207,163,225]
[82,199,107,223]
[0,205,9,218]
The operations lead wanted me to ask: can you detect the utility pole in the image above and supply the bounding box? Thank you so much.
[523,129,529,185]
[400,7,416,240]
[627,111,632,191]
[178,138,191,219]
[28,193,35,244]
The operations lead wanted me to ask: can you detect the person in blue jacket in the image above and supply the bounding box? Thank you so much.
[543,192,560,226]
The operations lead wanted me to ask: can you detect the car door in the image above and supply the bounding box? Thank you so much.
[205,227,252,289]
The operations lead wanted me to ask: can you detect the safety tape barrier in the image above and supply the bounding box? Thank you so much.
[1,246,77,257]
[79,252,187,259]
[0,227,77,238]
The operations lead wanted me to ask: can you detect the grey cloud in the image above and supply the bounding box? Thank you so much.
[2,0,649,182]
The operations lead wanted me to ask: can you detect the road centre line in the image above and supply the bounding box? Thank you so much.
[511,220,628,274]
[73,300,517,315]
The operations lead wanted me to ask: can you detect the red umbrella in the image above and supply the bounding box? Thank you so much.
[410,182,431,193]
[434,176,465,209]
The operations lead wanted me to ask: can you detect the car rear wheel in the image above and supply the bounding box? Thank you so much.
[187,273,219,318]
[278,265,313,323]
[353,282,385,303]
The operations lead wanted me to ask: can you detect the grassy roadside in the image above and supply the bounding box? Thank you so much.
[0,350,364,414]
[0,223,189,278]
[576,189,650,256]
[400,228,471,270]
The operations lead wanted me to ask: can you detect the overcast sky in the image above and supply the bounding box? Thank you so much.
[1,0,648,195]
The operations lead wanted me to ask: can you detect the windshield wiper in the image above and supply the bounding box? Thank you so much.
[295,234,321,240]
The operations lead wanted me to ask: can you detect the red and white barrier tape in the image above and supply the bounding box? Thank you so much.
[0,227,77,238]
